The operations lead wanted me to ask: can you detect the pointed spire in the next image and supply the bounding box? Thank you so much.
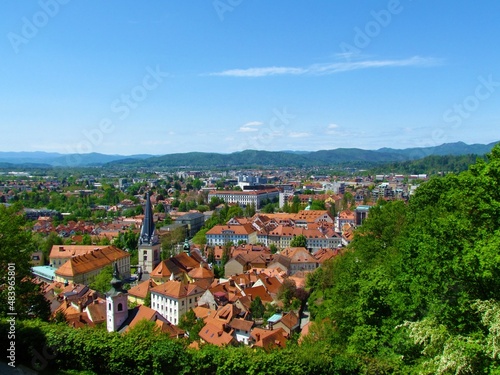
[139,192,159,246]
[108,262,126,296]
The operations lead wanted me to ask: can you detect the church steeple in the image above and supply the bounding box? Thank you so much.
[106,262,128,332]
[139,192,159,246]
[108,262,125,296]
[138,191,161,273]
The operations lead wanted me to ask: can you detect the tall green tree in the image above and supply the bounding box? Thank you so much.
[0,205,50,320]
[192,228,208,246]
[89,265,113,294]
[250,296,265,319]
[290,234,307,248]
[222,242,232,266]
[178,309,204,342]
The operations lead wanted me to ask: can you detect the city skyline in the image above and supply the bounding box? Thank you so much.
[1,1,500,155]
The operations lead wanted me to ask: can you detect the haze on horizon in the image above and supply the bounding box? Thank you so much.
[1,1,499,155]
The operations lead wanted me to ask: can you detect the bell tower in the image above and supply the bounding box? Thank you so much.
[106,262,128,332]
[138,192,161,273]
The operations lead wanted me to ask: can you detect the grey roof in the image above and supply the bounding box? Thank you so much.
[175,212,205,221]
[139,192,159,246]
[270,254,292,269]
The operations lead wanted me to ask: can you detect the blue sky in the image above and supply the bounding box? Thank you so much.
[1,1,500,155]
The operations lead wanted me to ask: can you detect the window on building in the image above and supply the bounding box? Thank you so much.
[118,303,123,312]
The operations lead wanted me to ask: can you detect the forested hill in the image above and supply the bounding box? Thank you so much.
[0,141,496,168]
[369,153,487,175]
[107,141,498,168]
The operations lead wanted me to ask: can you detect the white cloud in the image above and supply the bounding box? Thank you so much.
[326,124,339,135]
[209,56,443,77]
[212,67,305,77]
[288,132,310,138]
[244,121,263,127]
[239,126,259,132]
[239,121,263,132]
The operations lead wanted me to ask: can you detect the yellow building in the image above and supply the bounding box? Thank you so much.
[54,246,130,285]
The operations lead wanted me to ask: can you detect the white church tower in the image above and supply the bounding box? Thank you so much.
[106,262,128,332]
[138,192,161,273]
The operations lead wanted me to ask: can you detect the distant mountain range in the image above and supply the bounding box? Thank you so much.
[0,152,153,168]
[0,141,497,169]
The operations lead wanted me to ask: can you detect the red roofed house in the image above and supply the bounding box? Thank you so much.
[199,323,236,347]
[127,279,157,305]
[54,246,130,285]
[205,224,257,246]
[50,245,100,268]
[124,305,185,338]
[251,327,287,350]
[280,247,319,274]
[150,280,206,325]
[269,311,300,336]
[229,318,254,345]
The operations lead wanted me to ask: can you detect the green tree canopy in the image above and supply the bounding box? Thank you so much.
[89,265,113,294]
[306,145,500,373]
[250,296,265,319]
[290,234,307,248]
[0,205,50,320]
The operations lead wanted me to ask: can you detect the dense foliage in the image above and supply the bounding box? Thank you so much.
[0,205,50,320]
[308,147,500,373]
[369,153,486,175]
[0,319,361,375]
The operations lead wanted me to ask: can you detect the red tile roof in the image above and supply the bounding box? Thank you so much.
[55,246,129,277]
[199,323,235,346]
[128,279,157,299]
